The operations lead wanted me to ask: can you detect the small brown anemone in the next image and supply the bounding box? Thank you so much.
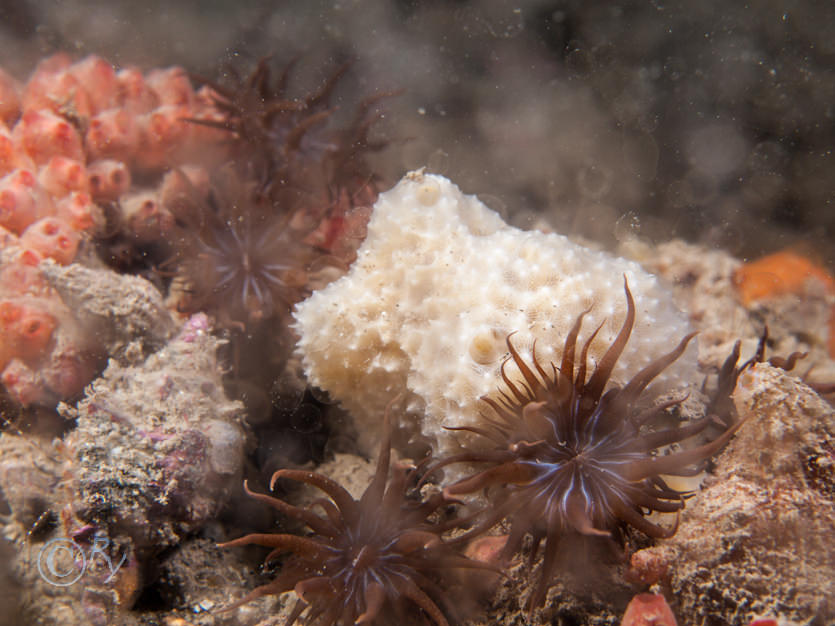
[429,278,747,610]
[219,411,496,625]
[169,165,318,328]
[191,57,391,208]
[174,58,394,329]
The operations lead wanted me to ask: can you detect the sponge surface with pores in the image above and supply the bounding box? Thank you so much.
[293,171,697,457]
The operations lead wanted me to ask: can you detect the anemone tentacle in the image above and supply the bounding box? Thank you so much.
[221,409,495,625]
[435,277,746,610]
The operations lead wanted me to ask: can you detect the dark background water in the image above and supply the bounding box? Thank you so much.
[1,0,832,261]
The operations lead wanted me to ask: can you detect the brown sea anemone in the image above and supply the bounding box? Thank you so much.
[192,57,390,209]
[172,58,393,329]
[430,278,747,609]
[219,411,495,625]
[169,166,317,327]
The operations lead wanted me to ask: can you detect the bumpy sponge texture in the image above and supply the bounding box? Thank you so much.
[294,171,697,456]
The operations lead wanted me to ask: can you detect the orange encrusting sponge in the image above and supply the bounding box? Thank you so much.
[733,249,835,357]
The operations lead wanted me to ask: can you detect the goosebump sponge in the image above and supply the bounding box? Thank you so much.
[293,171,697,457]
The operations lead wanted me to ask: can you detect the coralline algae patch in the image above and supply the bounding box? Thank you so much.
[641,364,835,624]
[294,171,698,457]
[59,314,246,552]
[0,314,247,625]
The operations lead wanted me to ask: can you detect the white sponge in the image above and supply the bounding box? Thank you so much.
[293,171,697,457]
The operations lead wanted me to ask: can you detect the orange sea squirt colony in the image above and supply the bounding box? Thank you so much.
[0,52,226,261]
[0,52,228,407]
[733,249,835,356]
[1,50,384,408]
